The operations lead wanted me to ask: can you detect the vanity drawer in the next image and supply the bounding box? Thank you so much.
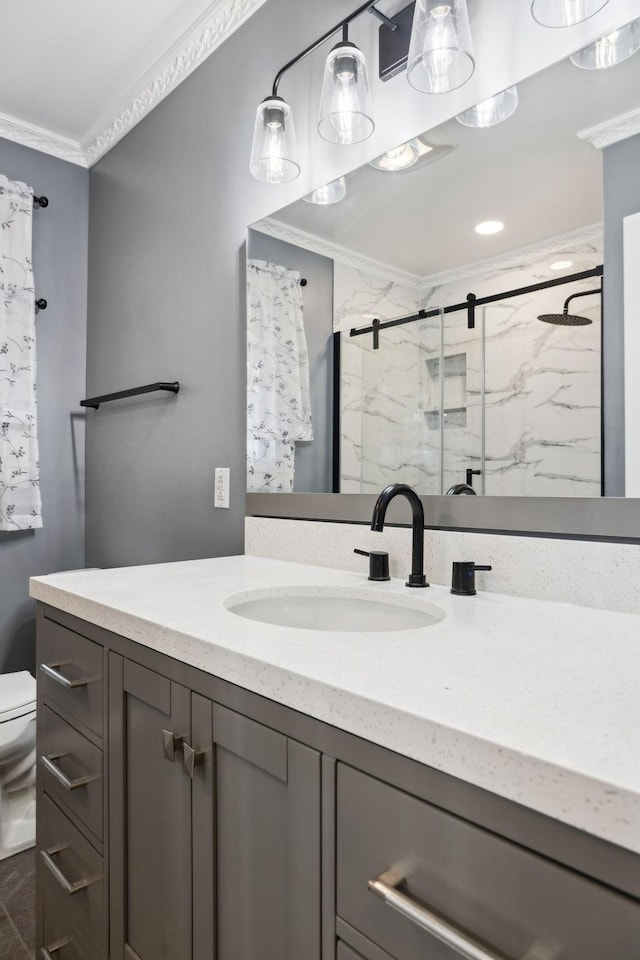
[40,705,103,842]
[39,619,104,737]
[42,882,102,960]
[337,763,640,960]
[40,794,105,953]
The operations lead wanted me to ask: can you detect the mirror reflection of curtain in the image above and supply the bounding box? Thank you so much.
[247,260,312,492]
[0,175,42,530]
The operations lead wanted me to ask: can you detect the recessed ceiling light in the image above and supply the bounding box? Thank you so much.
[475,220,505,235]
[550,259,574,271]
[369,139,432,172]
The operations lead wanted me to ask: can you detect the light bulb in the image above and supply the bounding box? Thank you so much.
[407,0,475,94]
[250,97,300,184]
[318,42,374,145]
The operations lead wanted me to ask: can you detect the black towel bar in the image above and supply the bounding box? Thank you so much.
[81,381,180,410]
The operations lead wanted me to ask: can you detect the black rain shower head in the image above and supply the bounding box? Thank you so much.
[538,287,602,326]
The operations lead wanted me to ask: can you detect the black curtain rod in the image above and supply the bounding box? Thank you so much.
[349,265,604,339]
[33,196,48,208]
[81,381,180,410]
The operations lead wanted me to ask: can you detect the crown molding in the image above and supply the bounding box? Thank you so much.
[253,218,603,293]
[0,0,267,167]
[0,112,88,167]
[578,106,640,151]
[82,0,268,166]
[252,218,425,290]
[419,222,604,292]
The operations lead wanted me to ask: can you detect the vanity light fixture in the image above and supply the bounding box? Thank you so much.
[250,0,384,183]
[456,86,518,128]
[318,29,374,144]
[475,220,505,235]
[250,97,300,184]
[570,18,640,69]
[406,0,475,94]
[302,176,347,204]
[531,0,610,28]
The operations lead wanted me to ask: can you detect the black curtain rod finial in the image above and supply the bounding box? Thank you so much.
[300,278,308,286]
[33,196,48,208]
[35,298,47,312]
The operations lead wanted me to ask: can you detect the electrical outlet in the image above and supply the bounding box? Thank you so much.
[214,468,230,509]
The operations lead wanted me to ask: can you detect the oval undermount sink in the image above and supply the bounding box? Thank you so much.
[223,586,445,632]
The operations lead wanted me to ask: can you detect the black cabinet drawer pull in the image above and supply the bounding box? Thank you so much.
[41,938,69,959]
[40,754,95,791]
[40,845,94,896]
[40,662,91,689]
[368,869,509,960]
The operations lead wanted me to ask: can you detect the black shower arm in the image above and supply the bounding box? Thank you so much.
[563,288,602,313]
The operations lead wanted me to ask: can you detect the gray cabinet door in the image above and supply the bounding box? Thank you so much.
[109,654,192,960]
[191,700,322,960]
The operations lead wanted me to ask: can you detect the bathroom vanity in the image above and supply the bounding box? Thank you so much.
[31,557,640,960]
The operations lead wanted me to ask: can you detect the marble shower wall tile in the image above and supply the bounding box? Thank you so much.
[245,517,640,615]
[336,239,603,496]
[336,261,442,495]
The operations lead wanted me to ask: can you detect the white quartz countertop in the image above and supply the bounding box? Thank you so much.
[30,555,640,854]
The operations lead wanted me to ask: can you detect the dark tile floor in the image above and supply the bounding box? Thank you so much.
[0,848,35,959]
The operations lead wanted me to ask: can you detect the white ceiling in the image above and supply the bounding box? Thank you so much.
[0,0,267,166]
[266,52,640,279]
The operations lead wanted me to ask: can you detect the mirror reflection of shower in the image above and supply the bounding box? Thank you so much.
[538,287,602,325]
[341,261,603,498]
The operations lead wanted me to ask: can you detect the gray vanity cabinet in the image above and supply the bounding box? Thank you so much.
[36,605,640,960]
[108,654,193,960]
[193,699,322,960]
[109,654,322,960]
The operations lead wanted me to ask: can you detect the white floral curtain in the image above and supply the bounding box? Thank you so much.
[247,260,312,492]
[0,175,42,530]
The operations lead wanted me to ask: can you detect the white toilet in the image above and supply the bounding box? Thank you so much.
[0,671,37,860]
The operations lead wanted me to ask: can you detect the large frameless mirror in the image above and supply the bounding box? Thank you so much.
[245,42,640,516]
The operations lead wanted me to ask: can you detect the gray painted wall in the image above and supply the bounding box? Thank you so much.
[603,131,640,497]
[0,141,88,674]
[247,230,334,493]
[85,0,638,567]
[85,0,356,568]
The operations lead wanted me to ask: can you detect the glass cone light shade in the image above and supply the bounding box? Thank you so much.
[250,96,300,184]
[570,19,640,67]
[370,139,423,171]
[318,42,375,145]
[302,177,347,205]
[456,86,518,127]
[407,0,475,94]
[531,0,610,28]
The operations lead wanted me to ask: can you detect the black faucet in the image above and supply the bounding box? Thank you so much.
[371,483,428,588]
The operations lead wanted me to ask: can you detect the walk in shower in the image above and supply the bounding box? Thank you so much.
[339,269,603,498]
